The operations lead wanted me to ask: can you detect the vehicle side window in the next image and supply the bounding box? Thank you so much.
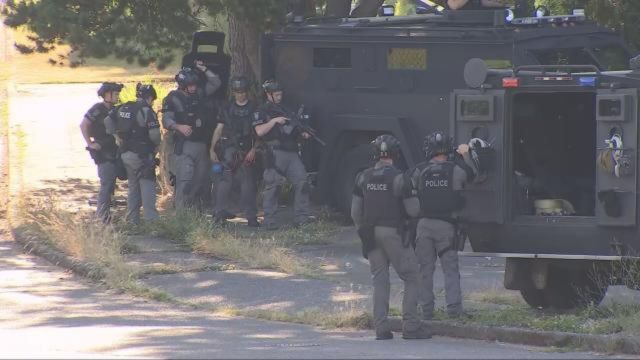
[313,48,351,68]
[387,48,427,71]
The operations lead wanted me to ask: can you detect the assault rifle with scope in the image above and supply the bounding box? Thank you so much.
[271,104,327,146]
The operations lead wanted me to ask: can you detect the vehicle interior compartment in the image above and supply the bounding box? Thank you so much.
[512,92,596,217]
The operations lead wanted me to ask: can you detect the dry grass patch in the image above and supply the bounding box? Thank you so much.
[149,210,339,277]
[217,307,372,330]
[465,288,525,307]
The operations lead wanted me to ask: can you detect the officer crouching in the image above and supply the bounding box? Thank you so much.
[405,131,477,320]
[105,83,161,223]
[351,135,431,340]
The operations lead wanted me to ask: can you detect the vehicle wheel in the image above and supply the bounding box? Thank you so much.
[333,144,374,215]
[543,266,608,309]
[520,284,549,309]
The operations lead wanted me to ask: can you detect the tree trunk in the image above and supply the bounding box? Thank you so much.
[227,12,261,86]
[326,0,352,17]
[350,0,385,17]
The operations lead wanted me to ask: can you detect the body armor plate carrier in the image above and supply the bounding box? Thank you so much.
[416,161,464,219]
[115,101,153,155]
[361,166,403,228]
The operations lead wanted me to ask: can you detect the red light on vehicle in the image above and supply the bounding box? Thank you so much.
[502,77,520,88]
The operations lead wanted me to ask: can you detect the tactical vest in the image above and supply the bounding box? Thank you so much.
[223,100,255,151]
[167,90,207,143]
[415,161,464,218]
[361,166,403,227]
[87,103,117,158]
[115,101,153,155]
[260,102,298,152]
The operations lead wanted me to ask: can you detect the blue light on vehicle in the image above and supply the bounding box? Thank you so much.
[579,77,597,87]
[505,9,515,22]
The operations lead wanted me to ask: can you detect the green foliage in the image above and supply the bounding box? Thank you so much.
[536,0,640,51]
[2,0,291,68]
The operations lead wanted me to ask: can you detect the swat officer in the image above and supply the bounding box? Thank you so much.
[210,76,259,227]
[253,79,313,230]
[162,61,221,210]
[105,83,161,224]
[80,82,123,223]
[404,131,477,320]
[351,135,431,340]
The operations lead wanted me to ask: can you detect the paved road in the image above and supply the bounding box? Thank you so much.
[0,228,622,359]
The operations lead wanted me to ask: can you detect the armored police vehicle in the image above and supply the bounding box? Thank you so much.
[186,7,637,308]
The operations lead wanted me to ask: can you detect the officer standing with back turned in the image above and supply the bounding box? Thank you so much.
[80,82,123,224]
[405,131,477,320]
[210,76,260,227]
[162,61,221,210]
[351,135,431,340]
[105,83,161,224]
[253,79,313,230]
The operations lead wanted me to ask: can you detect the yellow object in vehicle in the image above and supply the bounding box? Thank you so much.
[395,0,416,15]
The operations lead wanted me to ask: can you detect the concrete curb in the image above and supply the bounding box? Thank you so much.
[389,317,640,355]
[11,228,105,280]
[12,226,640,356]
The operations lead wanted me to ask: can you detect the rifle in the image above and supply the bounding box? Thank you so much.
[273,104,327,146]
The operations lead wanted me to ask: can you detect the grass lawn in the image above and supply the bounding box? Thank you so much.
[1,26,180,84]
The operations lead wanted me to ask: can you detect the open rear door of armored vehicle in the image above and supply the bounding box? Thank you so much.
[451,89,505,224]
[595,88,638,226]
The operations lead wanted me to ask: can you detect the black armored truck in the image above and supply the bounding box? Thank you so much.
[186,7,638,308]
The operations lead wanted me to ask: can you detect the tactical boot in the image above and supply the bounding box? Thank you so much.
[375,330,393,340]
[402,324,432,340]
[247,217,260,227]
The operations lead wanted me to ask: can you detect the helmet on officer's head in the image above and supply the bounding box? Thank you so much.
[230,76,250,92]
[97,82,124,98]
[136,83,157,100]
[372,134,401,161]
[175,68,200,89]
[262,79,283,94]
[423,131,454,160]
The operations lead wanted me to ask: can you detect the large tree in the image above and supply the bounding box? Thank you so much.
[3,0,638,81]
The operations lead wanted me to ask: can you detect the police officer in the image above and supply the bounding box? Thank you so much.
[253,79,313,230]
[80,82,123,223]
[210,76,259,227]
[162,61,221,210]
[351,135,431,340]
[404,131,477,320]
[105,83,161,224]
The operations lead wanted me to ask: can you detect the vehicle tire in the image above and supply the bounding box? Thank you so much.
[543,266,608,309]
[333,144,374,215]
[520,284,548,309]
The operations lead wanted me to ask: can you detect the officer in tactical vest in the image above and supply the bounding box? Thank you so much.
[210,76,259,227]
[253,79,313,230]
[162,61,221,210]
[105,83,161,224]
[404,131,477,320]
[80,82,123,223]
[352,135,431,340]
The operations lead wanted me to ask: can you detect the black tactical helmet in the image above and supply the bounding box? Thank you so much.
[175,68,200,89]
[97,82,124,97]
[136,83,157,100]
[262,79,283,94]
[372,134,401,161]
[424,131,454,160]
[230,76,250,92]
